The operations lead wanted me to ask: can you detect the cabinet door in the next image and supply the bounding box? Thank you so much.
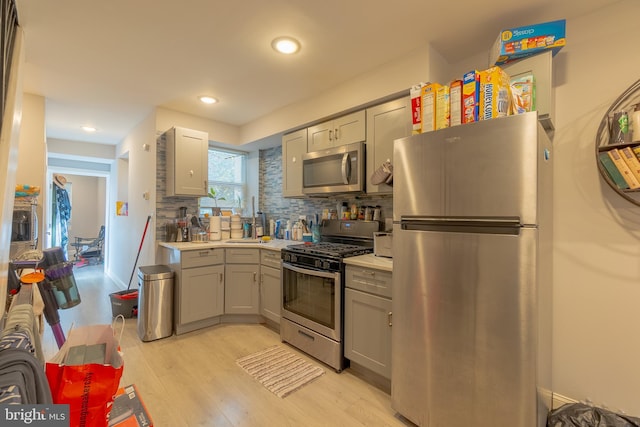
[224,263,260,314]
[334,110,366,147]
[260,265,281,324]
[344,288,392,379]
[282,128,307,198]
[180,265,224,325]
[307,119,334,152]
[166,127,208,197]
[366,97,410,194]
[308,110,366,151]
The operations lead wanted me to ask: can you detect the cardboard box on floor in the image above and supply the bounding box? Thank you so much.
[108,384,153,427]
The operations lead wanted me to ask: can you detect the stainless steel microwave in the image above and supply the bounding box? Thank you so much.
[302,142,365,195]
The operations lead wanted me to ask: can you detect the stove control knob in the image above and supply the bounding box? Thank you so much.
[323,261,330,269]
[314,259,322,268]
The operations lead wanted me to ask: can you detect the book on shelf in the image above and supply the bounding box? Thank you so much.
[607,148,640,189]
[620,146,640,182]
[599,151,630,190]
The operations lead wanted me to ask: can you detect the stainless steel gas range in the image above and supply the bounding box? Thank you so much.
[280,220,380,372]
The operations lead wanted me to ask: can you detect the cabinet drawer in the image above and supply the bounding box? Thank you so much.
[261,249,281,269]
[182,248,224,269]
[226,248,260,264]
[345,265,392,298]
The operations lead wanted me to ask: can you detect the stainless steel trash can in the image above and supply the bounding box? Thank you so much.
[137,265,174,342]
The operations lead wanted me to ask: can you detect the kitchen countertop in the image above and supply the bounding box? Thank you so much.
[344,253,393,272]
[159,240,394,271]
[158,239,292,252]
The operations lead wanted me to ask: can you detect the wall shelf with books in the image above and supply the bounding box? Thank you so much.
[596,78,640,206]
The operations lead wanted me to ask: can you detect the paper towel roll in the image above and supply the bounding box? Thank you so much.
[210,216,222,232]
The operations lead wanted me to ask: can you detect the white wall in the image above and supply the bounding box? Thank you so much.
[549,0,640,414]
[108,111,157,288]
[15,93,46,249]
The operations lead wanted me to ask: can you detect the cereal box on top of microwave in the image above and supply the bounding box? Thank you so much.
[462,71,480,124]
[420,83,441,133]
[490,19,566,66]
[479,66,511,120]
[435,85,450,130]
[410,82,427,134]
[449,79,463,127]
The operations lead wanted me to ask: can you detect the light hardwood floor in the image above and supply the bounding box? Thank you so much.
[41,264,413,426]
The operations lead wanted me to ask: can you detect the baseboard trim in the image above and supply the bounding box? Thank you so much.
[552,392,578,409]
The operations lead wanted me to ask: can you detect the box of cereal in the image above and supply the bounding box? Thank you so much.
[420,83,441,133]
[435,85,450,130]
[462,71,480,124]
[479,66,511,120]
[449,79,463,127]
[410,83,427,134]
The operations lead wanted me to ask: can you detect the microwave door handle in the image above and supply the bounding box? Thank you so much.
[341,153,351,184]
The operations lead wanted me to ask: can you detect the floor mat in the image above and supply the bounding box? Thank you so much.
[236,345,324,398]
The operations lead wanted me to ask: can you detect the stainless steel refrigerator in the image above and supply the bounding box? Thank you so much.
[391,112,553,427]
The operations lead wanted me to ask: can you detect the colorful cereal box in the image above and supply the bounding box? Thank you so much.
[490,19,566,65]
[479,66,511,120]
[420,83,441,133]
[435,85,450,130]
[449,80,463,127]
[410,83,427,134]
[462,71,480,124]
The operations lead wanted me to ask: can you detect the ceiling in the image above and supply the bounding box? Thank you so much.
[15,0,617,146]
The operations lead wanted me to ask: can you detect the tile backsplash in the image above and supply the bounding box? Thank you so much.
[156,137,393,241]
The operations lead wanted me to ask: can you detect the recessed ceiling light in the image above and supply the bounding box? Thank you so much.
[199,96,218,104]
[271,37,300,54]
[81,126,97,132]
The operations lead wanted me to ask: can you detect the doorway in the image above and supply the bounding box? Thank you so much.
[47,170,109,270]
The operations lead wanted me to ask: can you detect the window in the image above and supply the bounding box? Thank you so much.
[199,147,246,215]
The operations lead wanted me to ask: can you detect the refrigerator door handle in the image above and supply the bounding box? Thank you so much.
[400,216,522,235]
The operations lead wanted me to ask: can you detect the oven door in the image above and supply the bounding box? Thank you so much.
[282,262,342,341]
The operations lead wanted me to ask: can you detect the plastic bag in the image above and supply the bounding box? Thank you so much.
[46,317,125,427]
[547,403,640,427]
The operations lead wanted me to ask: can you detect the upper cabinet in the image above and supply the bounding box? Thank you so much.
[165,126,208,197]
[282,128,308,198]
[307,110,366,152]
[365,97,411,195]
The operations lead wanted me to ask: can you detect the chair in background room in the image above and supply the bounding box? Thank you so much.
[72,225,105,265]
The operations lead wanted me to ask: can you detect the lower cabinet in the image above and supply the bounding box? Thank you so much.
[260,265,281,324]
[260,249,281,325]
[344,265,392,380]
[158,247,225,335]
[181,265,224,324]
[225,248,260,315]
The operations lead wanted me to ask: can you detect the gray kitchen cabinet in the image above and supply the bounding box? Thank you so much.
[158,247,225,335]
[164,126,209,197]
[181,264,224,324]
[344,265,392,380]
[225,248,260,315]
[282,128,307,198]
[365,97,411,195]
[307,110,366,152]
[260,250,282,325]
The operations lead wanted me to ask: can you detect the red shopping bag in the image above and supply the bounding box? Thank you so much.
[46,317,125,427]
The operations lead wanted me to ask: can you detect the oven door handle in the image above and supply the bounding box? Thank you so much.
[282,262,338,279]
